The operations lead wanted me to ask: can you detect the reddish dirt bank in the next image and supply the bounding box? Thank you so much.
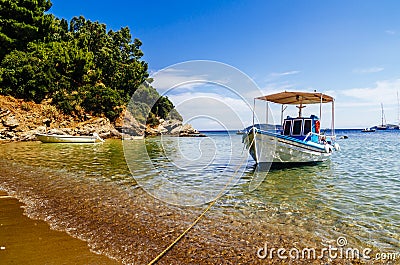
[0,95,122,141]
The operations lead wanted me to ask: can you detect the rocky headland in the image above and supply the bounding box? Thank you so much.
[0,95,203,142]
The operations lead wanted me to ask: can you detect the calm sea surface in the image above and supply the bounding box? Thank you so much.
[0,129,399,260]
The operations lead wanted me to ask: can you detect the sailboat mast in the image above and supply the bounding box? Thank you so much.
[397,91,400,126]
[381,103,385,126]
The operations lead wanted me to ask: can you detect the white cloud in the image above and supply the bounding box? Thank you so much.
[385,29,396,35]
[341,79,400,104]
[167,91,255,130]
[269,70,300,77]
[337,79,400,127]
[243,82,294,99]
[151,68,210,92]
[150,61,261,103]
[165,82,400,129]
[352,67,384,74]
[151,62,400,129]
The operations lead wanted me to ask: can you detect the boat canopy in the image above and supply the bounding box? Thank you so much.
[256,91,334,105]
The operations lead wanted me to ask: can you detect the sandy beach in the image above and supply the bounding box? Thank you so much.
[0,190,119,265]
[0,138,392,264]
[0,161,358,265]
[0,191,119,265]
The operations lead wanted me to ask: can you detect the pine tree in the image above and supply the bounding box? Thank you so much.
[0,0,53,61]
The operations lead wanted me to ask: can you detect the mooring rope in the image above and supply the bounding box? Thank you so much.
[147,132,256,265]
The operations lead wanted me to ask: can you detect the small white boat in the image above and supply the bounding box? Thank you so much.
[36,133,104,143]
[243,91,340,166]
[361,128,375,133]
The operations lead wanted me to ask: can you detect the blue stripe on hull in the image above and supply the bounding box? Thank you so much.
[254,129,326,151]
[244,129,331,164]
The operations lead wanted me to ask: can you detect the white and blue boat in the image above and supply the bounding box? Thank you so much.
[243,91,340,166]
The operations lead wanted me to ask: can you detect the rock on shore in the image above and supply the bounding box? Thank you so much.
[0,95,202,142]
[144,119,206,137]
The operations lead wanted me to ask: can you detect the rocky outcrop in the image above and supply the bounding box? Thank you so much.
[3,115,19,128]
[0,95,124,142]
[145,119,206,137]
[0,95,202,142]
[74,118,121,139]
[114,108,146,137]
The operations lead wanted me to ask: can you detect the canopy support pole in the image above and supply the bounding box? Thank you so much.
[320,93,322,122]
[332,99,335,136]
[252,98,256,127]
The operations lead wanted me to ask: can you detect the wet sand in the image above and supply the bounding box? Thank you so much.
[0,190,119,265]
[0,160,367,265]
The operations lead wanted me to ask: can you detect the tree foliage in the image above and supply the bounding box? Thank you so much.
[0,0,53,61]
[131,82,183,125]
[1,41,94,103]
[0,1,179,123]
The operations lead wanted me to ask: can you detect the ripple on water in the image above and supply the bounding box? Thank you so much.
[0,132,399,260]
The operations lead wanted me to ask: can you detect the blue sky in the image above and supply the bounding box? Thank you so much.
[50,0,400,129]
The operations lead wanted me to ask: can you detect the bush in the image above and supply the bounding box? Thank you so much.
[20,102,32,111]
[81,84,123,121]
[0,14,149,122]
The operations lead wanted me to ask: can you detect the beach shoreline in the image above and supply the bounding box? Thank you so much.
[0,190,120,265]
[0,159,366,265]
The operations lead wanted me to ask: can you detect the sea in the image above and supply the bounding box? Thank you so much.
[0,129,399,263]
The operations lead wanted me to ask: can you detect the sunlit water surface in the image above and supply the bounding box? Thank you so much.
[0,130,398,259]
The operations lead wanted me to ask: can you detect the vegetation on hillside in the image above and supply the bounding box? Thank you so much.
[129,82,182,124]
[0,0,181,123]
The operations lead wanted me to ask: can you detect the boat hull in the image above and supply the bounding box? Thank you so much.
[36,134,101,143]
[243,129,331,164]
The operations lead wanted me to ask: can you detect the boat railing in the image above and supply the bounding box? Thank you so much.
[252,127,336,144]
[303,132,336,143]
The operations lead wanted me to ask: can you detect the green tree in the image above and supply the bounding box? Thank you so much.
[0,5,177,124]
[68,16,148,102]
[1,40,94,104]
[0,14,149,121]
[81,83,123,120]
[0,0,54,61]
[132,82,183,125]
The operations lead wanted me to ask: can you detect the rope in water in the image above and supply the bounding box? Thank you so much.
[147,133,256,265]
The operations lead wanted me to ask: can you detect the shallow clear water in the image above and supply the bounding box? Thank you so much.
[236,130,400,250]
[0,130,399,261]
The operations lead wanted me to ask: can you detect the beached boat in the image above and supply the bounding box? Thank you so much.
[36,133,104,143]
[243,91,340,166]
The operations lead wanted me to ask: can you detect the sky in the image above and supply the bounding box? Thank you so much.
[50,0,400,129]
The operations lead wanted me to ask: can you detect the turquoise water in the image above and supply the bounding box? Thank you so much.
[0,130,399,261]
[202,130,400,251]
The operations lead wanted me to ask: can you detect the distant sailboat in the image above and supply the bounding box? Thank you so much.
[387,93,400,129]
[376,103,388,130]
[397,91,400,129]
[372,101,400,130]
